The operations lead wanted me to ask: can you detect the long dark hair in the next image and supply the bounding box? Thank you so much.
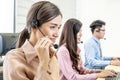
[59,18,82,74]
[16,1,62,48]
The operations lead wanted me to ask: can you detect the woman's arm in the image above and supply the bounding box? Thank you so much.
[3,50,54,80]
[3,51,30,80]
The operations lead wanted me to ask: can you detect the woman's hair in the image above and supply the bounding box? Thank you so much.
[16,1,62,48]
[59,18,82,74]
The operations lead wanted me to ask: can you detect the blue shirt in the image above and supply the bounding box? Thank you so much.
[84,36,112,69]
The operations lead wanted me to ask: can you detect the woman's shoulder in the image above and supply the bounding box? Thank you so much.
[5,48,25,61]
[57,45,69,56]
[3,48,27,74]
[58,45,68,51]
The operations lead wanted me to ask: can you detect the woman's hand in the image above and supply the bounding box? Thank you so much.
[34,37,52,70]
[96,70,117,78]
[48,56,60,80]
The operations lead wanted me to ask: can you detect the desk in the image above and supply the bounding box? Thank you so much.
[97,65,120,80]
[105,65,120,72]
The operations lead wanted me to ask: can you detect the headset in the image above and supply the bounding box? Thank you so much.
[32,2,47,36]
[96,28,106,32]
[32,2,47,28]
[96,28,101,32]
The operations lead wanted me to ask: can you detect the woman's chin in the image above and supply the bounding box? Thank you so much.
[77,41,81,44]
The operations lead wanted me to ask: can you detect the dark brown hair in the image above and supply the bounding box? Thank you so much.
[59,18,82,74]
[90,20,105,33]
[16,1,62,48]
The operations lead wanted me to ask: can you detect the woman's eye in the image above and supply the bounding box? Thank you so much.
[50,26,55,29]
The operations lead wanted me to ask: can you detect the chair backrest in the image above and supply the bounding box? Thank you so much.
[0,35,3,54]
[0,33,19,55]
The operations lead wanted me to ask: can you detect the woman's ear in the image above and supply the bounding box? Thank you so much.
[31,26,37,33]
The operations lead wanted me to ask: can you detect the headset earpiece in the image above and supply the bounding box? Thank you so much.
[96,28,101,32]
[32,19,40,27]
[32,2,47,28]
[96,30,100,32]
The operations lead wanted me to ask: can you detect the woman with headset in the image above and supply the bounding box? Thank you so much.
[3,1,62,80]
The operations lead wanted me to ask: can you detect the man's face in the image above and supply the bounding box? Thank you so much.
[95,25,105,39]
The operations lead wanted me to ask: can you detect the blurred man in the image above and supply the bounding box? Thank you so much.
[84,20,120,69]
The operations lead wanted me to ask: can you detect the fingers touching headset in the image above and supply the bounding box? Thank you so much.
[35,37,53,64]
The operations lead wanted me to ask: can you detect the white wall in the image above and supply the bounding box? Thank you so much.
[0,0,14,33]
[76,0,120,57]
[16,0,76,32]
[15,0,34,32]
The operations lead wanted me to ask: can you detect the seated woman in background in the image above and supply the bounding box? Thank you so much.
[57,18,116,80]
[3,1,62,80]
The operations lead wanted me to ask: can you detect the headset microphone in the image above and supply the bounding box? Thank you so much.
[103,38,106,40]
[53,44,58,49]
[81,41,83,44]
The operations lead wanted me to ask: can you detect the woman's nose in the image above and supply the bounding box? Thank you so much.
[54,29,59,37]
